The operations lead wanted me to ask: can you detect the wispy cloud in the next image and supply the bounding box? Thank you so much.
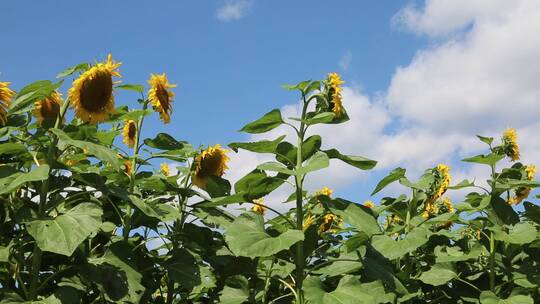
[339,50,353,71]
[216,0,253,22]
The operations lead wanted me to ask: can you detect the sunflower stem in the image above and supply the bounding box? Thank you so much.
[293,92,309,304]
[124,100,149,242]
[29,96,71,299]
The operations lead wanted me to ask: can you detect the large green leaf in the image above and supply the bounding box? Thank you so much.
[0,143,27,156]
[491,222,536,245]
[229,135,286,153]
[257,161,295,175]
[144,133,184,150]
[9,80,63,114]
[312,252,362,277]
[26,203,103,256]
[234,169,285,200]
[479,291,533,304]
[116,84,144,93]
[56,62,89,78]
[371,227,430,260]
[303,275,394,304]
[166,248,201,289]
[324,149,377,170]
[220,275,250,304]
[328,199,381,237]
[51,128,121,170]
[129,195,180,222]
[0,165,50,195]
[239,109,283,134]
[462,153,504,166]
[297,151,329,175]
[372,167,406,195]
[225,216,303,258]
[418,263,457,286]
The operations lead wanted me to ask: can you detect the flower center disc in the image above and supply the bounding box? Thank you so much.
[79,71,113,113]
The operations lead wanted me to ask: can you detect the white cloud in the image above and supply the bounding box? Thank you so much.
[216,0,253,22]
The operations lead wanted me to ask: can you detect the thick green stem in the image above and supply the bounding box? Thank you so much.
[294,95,309,303]
[489,231,496,291]
[29,96,71,299]
[124,101,148,241]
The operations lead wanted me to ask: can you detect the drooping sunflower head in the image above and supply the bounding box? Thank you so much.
[251,198,266,215]
[32,91,62,124]
[0,82,16,125]
[421,200,439,219]
[502,128,520,161]
[160,163,171,176]
[363,200,375,208]
[433,164,451,199]
[319,213,343,233]
[148,73,176,124]
[315,187,333,197]
[68,54,121,123]
[525,164,536,181]
[123,159,133,176]
[192,144,230,188]
[122,120,137,148]
[326,72,345,117]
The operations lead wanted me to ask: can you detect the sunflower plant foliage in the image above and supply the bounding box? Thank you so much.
[0,57,538,304]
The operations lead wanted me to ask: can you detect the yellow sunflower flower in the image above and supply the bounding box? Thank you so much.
[315,187,333,197]
[32,91,62,124]
[502,128,520,161]
[251,198,266,215]
[441,197,454,213]
[123,159,133,176]
[148,73,176,124]
[160,163,170,176]
[421,201,439,219]
[122,120,137,148]
[302,215,316,231]
[327,72,345,117]
[508,164,536,205]
[68,54,121,123]
[434,164,451,199]
[319,213,342,233]
[192,144,230,188]
[0,82,16,125]
[363,200,375,208]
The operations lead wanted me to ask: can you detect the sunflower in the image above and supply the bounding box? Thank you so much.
[192,144,230,188]
[441,197,454,213]
[32,91,62,124]
[123,159,133,176]
[421,200,439,219]
[363,200,375,208]
[434,164,451,199]
[327,72,345,117]
[508,164,536,205]
[319,213,343,233]
[0,82,15,125]
[160,163,170,176]
[148,73,176,124]
[502,128,520,161]
[68,54,121,123]
[302,215,316,231]
[251,198,266,215]
[122,120,137,148]
[315,187,333,197]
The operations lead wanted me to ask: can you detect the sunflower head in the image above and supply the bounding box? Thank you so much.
[315,187,333,197]
[433,164,451,199]
[122,120,137,148]
[251,198,266,215]
[0,82,16,125]
[363,200,375,208]
[421,200,439,219]
[192,144,230,188]
[123,159,133,176]
[502,128,520,161]
[525,164,536,181]
[32,91,63,125]
[160,163,171,176]
[68,54,121,123]
[302,215,316,231]
[319,213,342,233]
[148,73,176,124]
[441,197,454,213]
[326,72,345,117]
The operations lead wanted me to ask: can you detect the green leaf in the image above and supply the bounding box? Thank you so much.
[491,196,519,225]
[324,149,377,170]
[306,112,335,125]
[491,222,536,245]
[372,167,406,195]
[303,275,393,304]
[117,109,152,121]
[257,161,295,175]
[166,248,201,289]
[297,151,329,175]
[462,153,504,166]
[0,165,50,195]
[228,135,286,153]
[144,133,184,150]
[435,244,486,263]
[313,253,362,277]
[56,62,90,78]
[26,203,103,256]
[220,275,250,304]
[234,169,285,200]
[418,263,457,286]
[0,143,27,155]
[129,195,180,222]
[477,135,494,145]
[328,198,381,237]
[225,216,304,258]
[523,202,540,224]
[239,109,283,134]
[116,84,144,93]
[9,80,63,114]
[480,291,533,304]
[50,128,121,170]
[448,179,475,190]
[371,227,430,260]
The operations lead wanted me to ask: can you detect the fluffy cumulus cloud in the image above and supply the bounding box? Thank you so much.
[216,0,253,22]
[224,0,540,211]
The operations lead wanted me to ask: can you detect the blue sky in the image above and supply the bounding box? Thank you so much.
[2,0,539,207]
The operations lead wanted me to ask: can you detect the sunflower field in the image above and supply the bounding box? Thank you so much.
[0,55,539,304]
